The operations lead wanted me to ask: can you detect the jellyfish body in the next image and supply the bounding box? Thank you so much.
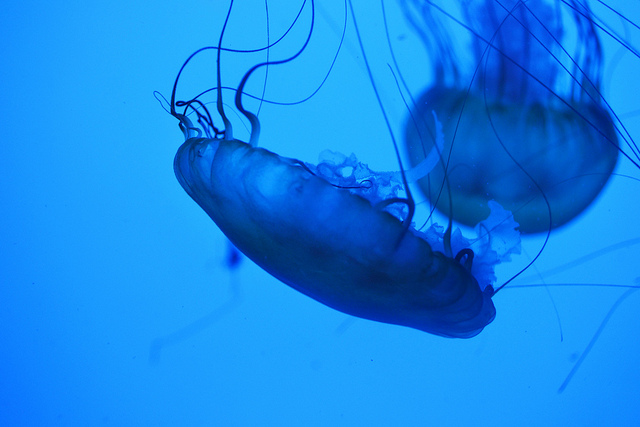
[402,0,620,233]
[173,132,518,337]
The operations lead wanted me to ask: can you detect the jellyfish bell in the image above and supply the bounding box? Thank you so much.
[174,130,506,338]
[407,87,619,233]
[165,0,526,339]
[401,0,626,233]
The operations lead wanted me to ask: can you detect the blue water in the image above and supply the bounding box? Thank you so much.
[1,1,639,425]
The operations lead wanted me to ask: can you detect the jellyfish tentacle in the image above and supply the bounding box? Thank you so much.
[557,286,638,393]
[235,0,316,147]
[167,2,312,144]
[347,0,415,233]
[454,248,474,271]
[216,1,235,140]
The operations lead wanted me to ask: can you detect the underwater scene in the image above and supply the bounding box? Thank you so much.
[2,0,639,425]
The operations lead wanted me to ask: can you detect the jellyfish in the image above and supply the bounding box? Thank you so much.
[399,0,636,233]
[163,0,526,339]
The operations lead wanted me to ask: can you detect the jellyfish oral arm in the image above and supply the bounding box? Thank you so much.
[174,137,496,338]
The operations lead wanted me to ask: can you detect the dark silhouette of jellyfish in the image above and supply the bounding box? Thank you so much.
[163,0,524,338]
[400,0,627,233]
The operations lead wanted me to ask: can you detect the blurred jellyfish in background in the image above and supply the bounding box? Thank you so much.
[399,0,639,233]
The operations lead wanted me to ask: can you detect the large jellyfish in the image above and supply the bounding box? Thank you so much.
[400,0,634,233]
[164,0,523,338]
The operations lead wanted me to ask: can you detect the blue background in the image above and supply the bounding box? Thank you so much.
[1,1,639,425]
